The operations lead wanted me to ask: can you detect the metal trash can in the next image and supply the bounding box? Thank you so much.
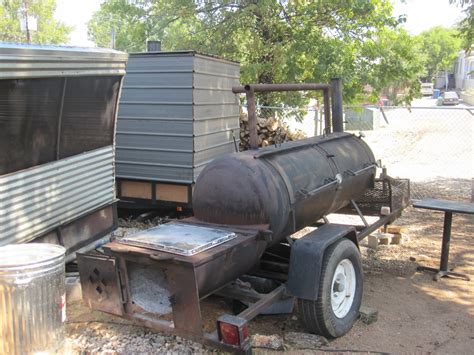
[0,244,66,355]
[433,89,441,99]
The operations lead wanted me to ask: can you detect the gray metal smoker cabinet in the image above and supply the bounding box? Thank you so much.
[0,44,127,257]
[115,51,240,208]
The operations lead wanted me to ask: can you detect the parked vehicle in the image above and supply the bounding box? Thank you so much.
[440,91,460,105]
[420,82,434,96]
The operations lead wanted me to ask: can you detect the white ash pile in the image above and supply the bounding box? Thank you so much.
[239,112,307,150]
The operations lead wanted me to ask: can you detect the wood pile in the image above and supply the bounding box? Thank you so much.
[239,112,307,150]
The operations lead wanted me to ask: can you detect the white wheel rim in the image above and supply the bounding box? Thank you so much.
[331,258,356,318]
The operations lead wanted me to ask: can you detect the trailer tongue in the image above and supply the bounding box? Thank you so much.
[77,81,410,353]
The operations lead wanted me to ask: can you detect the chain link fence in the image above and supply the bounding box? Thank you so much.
[242,104,474,201]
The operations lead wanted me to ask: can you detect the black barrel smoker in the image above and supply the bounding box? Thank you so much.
[78,79,409,353]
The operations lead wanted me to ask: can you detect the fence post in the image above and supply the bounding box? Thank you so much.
[471,178,474,202]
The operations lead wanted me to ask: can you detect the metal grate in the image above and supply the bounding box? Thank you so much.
[351,177,410,215]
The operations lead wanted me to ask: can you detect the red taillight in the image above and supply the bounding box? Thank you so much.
[217,315,249,347]
[219,322,240,345]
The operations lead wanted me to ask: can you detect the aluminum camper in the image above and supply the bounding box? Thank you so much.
[0,44,128,259]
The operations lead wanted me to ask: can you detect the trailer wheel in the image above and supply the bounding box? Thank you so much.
[297,238,362,338]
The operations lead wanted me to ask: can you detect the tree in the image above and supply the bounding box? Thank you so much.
[360,28,424,104]
[450,0,473,48]
[88,0,423,105]
[417,26,462,88]
[0,0,71,44]
[88,0,152,52]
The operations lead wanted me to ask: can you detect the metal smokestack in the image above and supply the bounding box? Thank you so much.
[147,40,161,52]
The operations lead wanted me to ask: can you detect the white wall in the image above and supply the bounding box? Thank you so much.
[464,78,474,90]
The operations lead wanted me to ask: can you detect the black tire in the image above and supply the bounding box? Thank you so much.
[297,238,363,338]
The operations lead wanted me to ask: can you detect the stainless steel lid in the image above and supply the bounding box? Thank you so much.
[119,223,237,256]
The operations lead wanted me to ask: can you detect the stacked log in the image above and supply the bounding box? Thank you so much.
[239,112,307,150]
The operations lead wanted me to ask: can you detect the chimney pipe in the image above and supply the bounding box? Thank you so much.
[331,77,344,132]
[147,40,161,52]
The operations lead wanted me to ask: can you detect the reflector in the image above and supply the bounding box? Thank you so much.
[219,322,240,345]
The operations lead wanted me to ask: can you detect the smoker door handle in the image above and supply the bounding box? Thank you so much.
[346,164,377,177]
[298,179,339,198]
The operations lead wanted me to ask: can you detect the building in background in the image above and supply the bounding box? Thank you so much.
[454,46,474,91]
[454,46,474,105]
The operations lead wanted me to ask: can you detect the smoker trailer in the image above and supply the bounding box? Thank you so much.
[0,44,127,258]
[115,51,240,210]
[78,80,410,353]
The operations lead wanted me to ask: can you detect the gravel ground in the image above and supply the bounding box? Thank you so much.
[64,320,206,354]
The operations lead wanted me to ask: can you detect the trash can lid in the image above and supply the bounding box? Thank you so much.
[0,243,65,268]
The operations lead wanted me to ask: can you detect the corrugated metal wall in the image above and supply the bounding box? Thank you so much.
[0,146,115,246]
[116,52,240,183]
[0,44,128,78]
[0,44,126,248]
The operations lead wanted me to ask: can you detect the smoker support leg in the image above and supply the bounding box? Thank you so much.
[417,212,470,281]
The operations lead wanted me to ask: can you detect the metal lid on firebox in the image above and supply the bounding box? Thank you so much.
[118,223,237,256]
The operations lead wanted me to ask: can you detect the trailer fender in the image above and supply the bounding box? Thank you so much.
[286,224,358,301]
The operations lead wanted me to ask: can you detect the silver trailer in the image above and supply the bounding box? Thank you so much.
[0,44,127,257]
[115,51,240,209]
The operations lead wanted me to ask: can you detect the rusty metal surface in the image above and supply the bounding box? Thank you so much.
[78,239,275,352]
[103,224,267,298]
[233,82,335,146]
[76,78,408,353]
[337,177,410,216]
[237,284,286,321]
[77,254,124,316]
[330,78,344,132]
[323,87,332,133]
[193,132,376,244]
